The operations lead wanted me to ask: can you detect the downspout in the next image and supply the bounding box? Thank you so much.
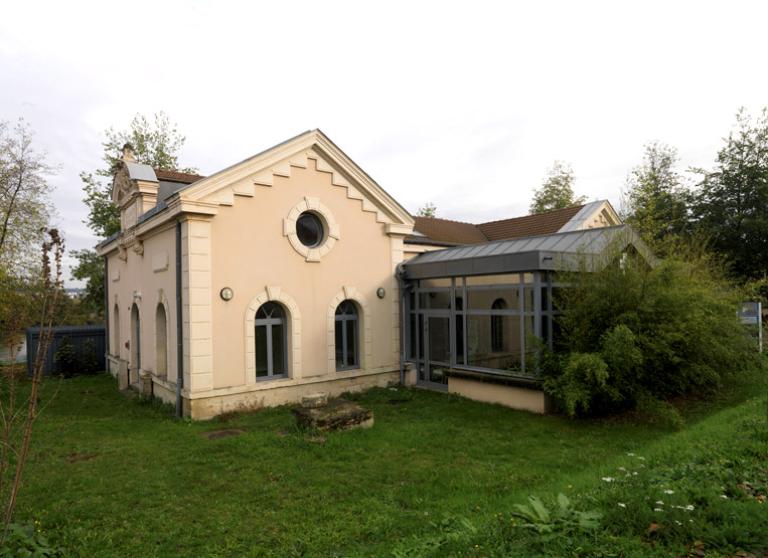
[395,262,408,386]
[104,256,109,368]
[175,221,184,418]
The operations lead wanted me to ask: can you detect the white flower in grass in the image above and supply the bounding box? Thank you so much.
[618,502,626,508]
[674,520,682,526]
[720,494,728,499]
[618,466,627,472]
[637,456,645,461]
[684,505,694,511]
[655,500,664,505]
[663,489,674,495]
[632,472,639,476]
[601,477,615,482]
[654,507,663,512]
[627,452,636,456]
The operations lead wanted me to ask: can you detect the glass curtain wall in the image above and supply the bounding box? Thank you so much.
[406,271,556,380]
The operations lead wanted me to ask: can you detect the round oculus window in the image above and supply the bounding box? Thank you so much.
[296,212,324,248]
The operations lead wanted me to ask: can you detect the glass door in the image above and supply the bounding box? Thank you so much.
[420,313,450,389]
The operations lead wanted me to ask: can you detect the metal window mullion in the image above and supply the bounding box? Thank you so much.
[533,272,542,339]
[342,316,348,368]
[547,272,554,351]
[415,285,421,363]
[519,274,525,374]
[466,309,520,316]
[449,278,456,367]
[266,324,273,377]
[354,315,359,367]
[462,277,468,366]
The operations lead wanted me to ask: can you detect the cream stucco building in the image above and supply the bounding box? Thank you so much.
[99,129,641,419]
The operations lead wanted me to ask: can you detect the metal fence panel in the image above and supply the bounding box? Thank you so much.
[25,326,106,376]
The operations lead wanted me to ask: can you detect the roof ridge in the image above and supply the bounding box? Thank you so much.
[444,223,631,250]
[154,167,206,176]
[413,215,479,227]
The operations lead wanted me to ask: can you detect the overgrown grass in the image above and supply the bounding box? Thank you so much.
[12,371,768,557]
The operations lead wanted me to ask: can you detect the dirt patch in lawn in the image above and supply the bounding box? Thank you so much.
[65,452,98,464]
[202,428,245,440]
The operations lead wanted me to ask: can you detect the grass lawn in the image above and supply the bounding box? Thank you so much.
[13,373,768,557]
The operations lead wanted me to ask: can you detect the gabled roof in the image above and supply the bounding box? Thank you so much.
[409,202,616,246]
[478,204,584,241]
[178,129,414,227]
[411,216,488,245]
[402,224,656,279]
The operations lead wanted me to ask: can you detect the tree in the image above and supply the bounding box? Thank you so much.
[693,108,768,280]
[72,112,195,316]
[622,142,690,252]
[0,119,53,275]
[530,161,585,214]
[69,248,104,318]
[417,202,437,218]
[0,230,64,543]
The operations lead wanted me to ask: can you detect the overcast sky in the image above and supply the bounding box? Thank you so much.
[2,0,767,286]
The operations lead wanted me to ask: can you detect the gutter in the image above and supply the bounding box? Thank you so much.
[175,221,184,418]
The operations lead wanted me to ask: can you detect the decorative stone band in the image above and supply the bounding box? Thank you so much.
[244,286,302,384]
[326,286,373,374]
[283,196,341,262]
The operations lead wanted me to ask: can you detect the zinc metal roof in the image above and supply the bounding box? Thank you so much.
[125,162,157,182]
[402,225,654,279]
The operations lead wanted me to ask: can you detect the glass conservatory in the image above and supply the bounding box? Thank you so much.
[400,225,651,392]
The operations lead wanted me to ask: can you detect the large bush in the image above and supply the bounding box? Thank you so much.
[541,251,764,416]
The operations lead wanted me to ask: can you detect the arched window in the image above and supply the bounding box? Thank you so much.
[491,298,506,352]
[255,302,287,379]
[130,303,141,383]
[155,304,168,377]
[335,300,359,370]
[112,304,121,357]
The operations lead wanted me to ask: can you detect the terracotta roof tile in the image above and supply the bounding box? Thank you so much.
[409,204,587,246]
[477,205,584,241]
[411,216,488,245]
[154,168,206,184]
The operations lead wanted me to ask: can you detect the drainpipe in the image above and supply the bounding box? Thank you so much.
[175,221,184,418]
[104,256,109,368]
[395,262,408,386]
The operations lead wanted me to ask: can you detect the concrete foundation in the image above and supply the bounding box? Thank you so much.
[448,376,546,414]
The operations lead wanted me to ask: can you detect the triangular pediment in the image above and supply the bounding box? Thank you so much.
[179,130,414,227]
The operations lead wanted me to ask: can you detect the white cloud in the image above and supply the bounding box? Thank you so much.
[1,0,766,285]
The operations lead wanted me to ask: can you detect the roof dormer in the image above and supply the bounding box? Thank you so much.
[111,143,159,231]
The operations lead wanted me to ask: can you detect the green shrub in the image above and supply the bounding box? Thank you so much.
[543,352,616,416]
[0,523,60,557]
[543,251,765,416]
[633,392,685,430]
[509,493,601,536]
[53,337,78,378]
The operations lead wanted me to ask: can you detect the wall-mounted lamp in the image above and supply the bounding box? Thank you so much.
[220,287,234,301]
[376,287,386,299]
